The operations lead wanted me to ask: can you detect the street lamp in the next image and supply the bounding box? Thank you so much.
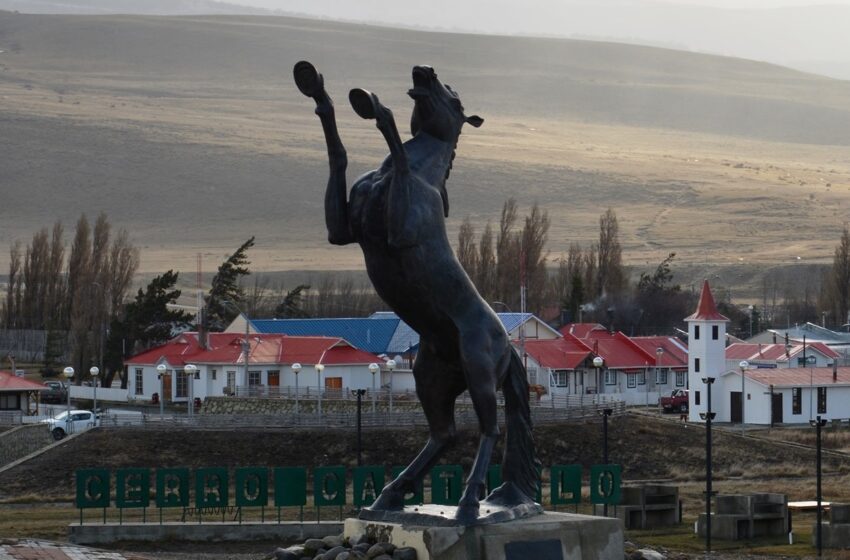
[598,407,613,516]
[89,366,99,426]
[352,389,366,466]
[291,363,301,415]
[184,364,198,418]
[739,360,751,434]
[593,356,604,395]
[653,348,663,409]
[63,367,74,433]
[811,416,828,557]
[315,363,324,417]
[368,363,379,413]
[156,364,166,418]
[386,359,396,414]
[699,376,716,553]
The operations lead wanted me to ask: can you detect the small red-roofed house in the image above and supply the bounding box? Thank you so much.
[124,332,384,404]
[0,370,46,417]
[521,336,594,397]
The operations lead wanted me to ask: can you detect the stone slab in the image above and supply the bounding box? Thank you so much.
[68,521,343,545]
[345,511,623,560]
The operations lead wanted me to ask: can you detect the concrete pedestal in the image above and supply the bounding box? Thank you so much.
[345,512,623,560]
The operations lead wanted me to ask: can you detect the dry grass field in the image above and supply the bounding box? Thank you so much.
[1,11,850,295]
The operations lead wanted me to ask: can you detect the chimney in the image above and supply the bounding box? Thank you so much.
[198,307,208,350]
[833,360,838,382]
[772,332,777,344]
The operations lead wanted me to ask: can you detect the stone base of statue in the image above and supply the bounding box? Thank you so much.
[345,510,623,560]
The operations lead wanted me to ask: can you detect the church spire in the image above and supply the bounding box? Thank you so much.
[686,280,729,322]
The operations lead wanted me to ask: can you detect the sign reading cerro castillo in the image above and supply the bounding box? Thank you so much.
[75,464,621,515]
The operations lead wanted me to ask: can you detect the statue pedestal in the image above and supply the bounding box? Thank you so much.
[345,511,623,560]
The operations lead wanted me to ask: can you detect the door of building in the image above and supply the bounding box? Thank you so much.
[162,373,172,402]
[730,391,742,423]
[772,393,783,424]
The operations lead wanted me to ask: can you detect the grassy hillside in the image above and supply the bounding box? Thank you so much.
[0,11,849,278]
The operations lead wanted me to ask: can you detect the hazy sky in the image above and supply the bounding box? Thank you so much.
[230,0,850,9]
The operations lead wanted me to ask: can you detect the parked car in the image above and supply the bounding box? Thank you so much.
[40,381,67,404]
[659,389,689,413]
[43,409,96,440]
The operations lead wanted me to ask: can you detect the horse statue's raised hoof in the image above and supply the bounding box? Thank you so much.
[293,60,323,98]
[348,88,381,120]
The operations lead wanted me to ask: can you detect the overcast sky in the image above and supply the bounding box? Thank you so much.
[216,0,850,79]
[229,0,850,9]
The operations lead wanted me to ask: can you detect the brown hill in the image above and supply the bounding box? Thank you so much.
[0,11,849,277]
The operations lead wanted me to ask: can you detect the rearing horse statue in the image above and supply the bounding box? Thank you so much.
[293,61,541,524]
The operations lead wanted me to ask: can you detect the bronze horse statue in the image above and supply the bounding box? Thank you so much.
[293,61,540,524]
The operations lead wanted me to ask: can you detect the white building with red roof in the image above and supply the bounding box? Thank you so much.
[686,280,730,422]
[685,280,846,425]
[125,332,384,404]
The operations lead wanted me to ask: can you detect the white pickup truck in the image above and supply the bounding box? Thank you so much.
[44,409,96,440]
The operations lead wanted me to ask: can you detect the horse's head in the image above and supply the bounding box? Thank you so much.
[408,66,483,141]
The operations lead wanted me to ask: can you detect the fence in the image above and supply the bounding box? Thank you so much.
[0,424,52,467]
[0,328,68,363]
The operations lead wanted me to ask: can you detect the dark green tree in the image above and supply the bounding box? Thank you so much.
[634,253,693,334]
[274,284,311,318]
[204,237,255,332]
[104,270,193,387]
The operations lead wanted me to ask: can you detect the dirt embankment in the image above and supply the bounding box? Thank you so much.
[2,413,846,502]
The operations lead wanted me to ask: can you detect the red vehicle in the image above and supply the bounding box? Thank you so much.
[660,389,689,413]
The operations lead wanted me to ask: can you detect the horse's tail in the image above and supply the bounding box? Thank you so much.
[501,347,541,502]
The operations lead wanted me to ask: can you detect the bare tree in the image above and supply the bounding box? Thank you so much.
[596,208,625,298]
[830,227,850,326]
[496,198,520,308]
[457,216,478,281]
[21,228,49,329]
[519,202,550,314]
[67,215,93,379]
[4,242,22,329]
[477,222,496,303]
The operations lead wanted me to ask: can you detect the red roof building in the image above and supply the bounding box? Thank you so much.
[125,332,385,404]
[0,371,46,416]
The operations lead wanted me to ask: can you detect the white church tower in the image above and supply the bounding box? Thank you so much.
[685,280,729,422]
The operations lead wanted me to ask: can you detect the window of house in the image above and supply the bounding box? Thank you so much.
[248,371,262,386]
[695,391,701,406]
[638,371,646,385]
[675,371,685,387]
[818,387,827,414]
[694,325,700,340]
[712,325,719,340]
[135,368,143,395]
[176,371,188,398]
[694,358,700,373]
[792,387,802,415]
[604,370,617,385]
[657,369,668,384]
[627,374,637,388]
[0,393,20,410]
[552,370,568,387]
[210,369,217,381]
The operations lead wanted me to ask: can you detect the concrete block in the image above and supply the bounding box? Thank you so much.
[345,512,623,560]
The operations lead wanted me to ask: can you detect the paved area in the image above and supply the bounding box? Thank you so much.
[0,540,150,560]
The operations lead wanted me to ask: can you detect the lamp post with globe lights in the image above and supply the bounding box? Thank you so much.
[89,367,99,425]
[63,367,74,432]
[739,360,752,434]
[386,359,397,414]
[592,356,604,394]
[369,363,379,413]
[291,363,301,415]
[184,364,198,418]
[315,363,324,417]
[156,364,167,418]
